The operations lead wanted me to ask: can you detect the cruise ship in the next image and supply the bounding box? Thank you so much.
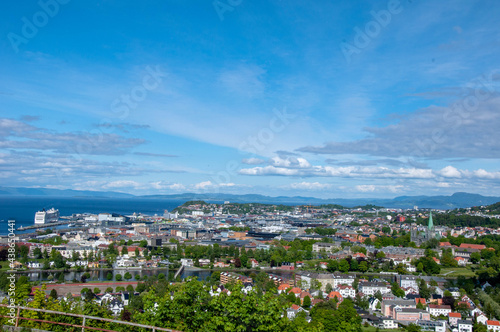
[34,208,59,224]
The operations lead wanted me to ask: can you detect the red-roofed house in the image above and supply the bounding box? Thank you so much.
[300,291,312,304]
[352,252,366,259]
[487,320,500,332]
[415,298,426,305]
[459,243,486,250]
[449,312,461,326]
[337,285,356,298]
[289,287,302,297]
[327,291,343,302]
[440,242,452,247]
[455,256,467,266]
[249,259,259,268]
[278,284,291,294]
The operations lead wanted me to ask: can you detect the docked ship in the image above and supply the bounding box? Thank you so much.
[34,208,59,224]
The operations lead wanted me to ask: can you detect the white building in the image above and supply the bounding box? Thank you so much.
[487,321,500,332]
[359,282,391,296]
[428,304,452,317]
[332,273,356,287]
[458,320,473,332]
[336,285,356,298]
[381,318,398,329]
[400,276,419,290]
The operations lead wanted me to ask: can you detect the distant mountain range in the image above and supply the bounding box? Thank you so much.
[0,186,134,198]
[0,186,499,209]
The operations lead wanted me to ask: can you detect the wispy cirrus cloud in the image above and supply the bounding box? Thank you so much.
[297,95,500,159]
[0,117,145,155]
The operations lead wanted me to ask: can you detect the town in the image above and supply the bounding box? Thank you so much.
[1,200,500,331]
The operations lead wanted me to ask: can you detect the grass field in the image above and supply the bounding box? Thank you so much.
[439,267,476,277]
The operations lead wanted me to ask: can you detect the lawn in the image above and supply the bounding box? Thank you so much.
[361,325,404,332]
[438,267,476,277]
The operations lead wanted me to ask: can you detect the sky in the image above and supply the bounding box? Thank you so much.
[1,0,500,199]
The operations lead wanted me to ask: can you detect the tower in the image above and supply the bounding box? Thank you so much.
[426,211,435,239]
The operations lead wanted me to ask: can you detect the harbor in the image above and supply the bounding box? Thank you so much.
[17,219,74,231]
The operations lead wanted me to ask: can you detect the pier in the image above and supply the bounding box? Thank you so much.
[17,220,74,231]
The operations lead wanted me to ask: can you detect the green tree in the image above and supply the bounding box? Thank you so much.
[359,261,368,272]
[391,282,405,298]
[418,279,430,300]
[115,273,122,281]
[302,295,311,309]
[470,252,481,264]
[325,283,333,294]
[350,259,359,271]
[406,323,422,332]
[339,259,349,273]
[33,247,43,259]
[124,272,132,280]
[327,260,338,272]
[49,289,58,299]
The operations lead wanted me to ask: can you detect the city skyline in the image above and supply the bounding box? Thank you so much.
[1,1,500,198]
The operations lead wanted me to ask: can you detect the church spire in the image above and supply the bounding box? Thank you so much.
[428,211,434,230]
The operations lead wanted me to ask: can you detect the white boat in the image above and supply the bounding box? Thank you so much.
[34,208,59,224]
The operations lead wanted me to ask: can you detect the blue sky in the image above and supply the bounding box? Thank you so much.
[1,0,500,199]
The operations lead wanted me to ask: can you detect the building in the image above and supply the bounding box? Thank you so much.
[428,304,452,317]
[180,259,194,267]
[359,282,391,296]
[449,312,461,326]
[394,308,430,322]
[487,321,500,332]
[411,212,437,245]
[336,285,356,298]
[312,242,341,253]
[382,299,416,318]
[457,320,473,332]
[416,320,446,332]
[400,276,419,290]
[332,273,356,287]
[220,272,252,285]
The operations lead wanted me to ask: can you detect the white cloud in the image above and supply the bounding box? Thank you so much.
[242,158,265,165]
[473,169,500,179]
[355,185,376,192]
[298,95,500,159]
[194,181,213,190]
[439,166,462,178]
[354,185,405,193]
[102,180,140,189]
[0,117,145,155]
[270,156,311,168]
[240,164,435,179]
[290,182,332,190]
